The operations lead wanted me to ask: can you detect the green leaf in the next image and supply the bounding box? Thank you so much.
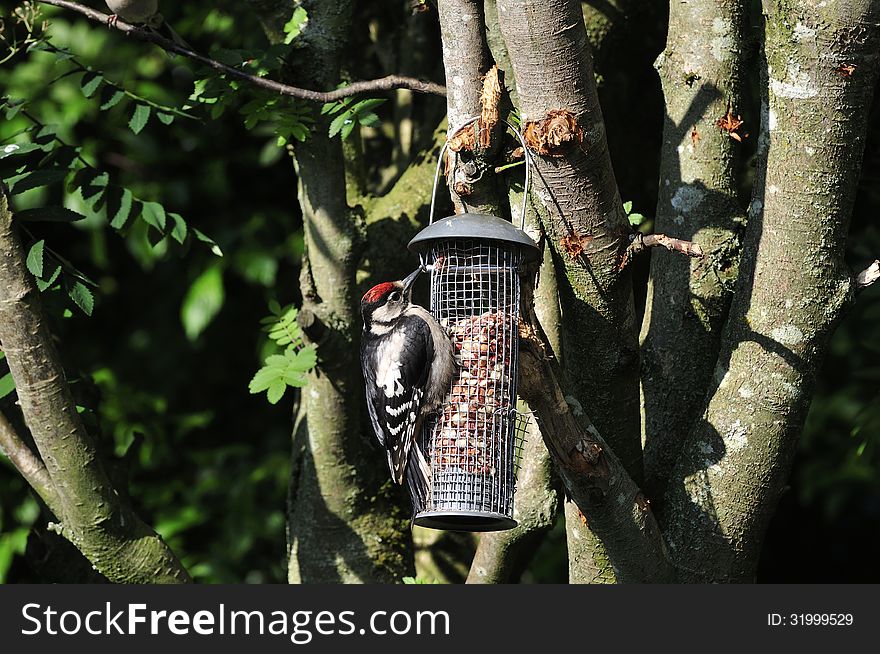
[80,72,104,98]
[351,98,386,113]
[322,96,354,116]
[16,207,86,223]
[248,367,278,394]
[107,187,134,229]
[35,265,61,292]
[623,200,633,213]
[70,168,110,206]
[628,212,645,226]
[193,228,223,257]
[99,86,125,110]
[181,266,225,341]
[129,104,151,134]
[67,280,95,316]
[358,112,380,127]
[266,379,286,404]
[0,143,41,160]
[340,120,357,140]
[290,345,318,372]
[264,354,288,369]
[26,240,44,278]
[141,201,167,232]
[169,213,187,244]
[33,125,59,147]
[328,110,354,138]
[5,168,68,195]
[283,7,309,44]
[0,373,14,400]
[157,112,175,126]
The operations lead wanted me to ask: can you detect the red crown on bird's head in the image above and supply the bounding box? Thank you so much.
[362,282,396,305]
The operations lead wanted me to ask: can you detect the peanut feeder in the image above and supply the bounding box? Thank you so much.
[407,120,540,530]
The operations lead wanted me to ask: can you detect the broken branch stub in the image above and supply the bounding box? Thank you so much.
[447,65,503,154]
[523,109,584,157]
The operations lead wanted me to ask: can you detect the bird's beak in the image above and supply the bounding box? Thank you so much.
[402,266,423,297]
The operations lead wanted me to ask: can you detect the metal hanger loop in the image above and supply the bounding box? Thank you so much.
[428,116,533,231]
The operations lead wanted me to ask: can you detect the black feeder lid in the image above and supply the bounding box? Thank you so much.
[408,213,541,263]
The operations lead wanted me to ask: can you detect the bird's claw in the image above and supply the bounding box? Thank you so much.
[107,14,119,28]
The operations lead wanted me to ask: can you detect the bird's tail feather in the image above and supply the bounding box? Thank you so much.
[404,444,431,517]
[149,14,193,52]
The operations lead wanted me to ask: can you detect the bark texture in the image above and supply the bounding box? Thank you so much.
[246,0,415,583]
[495,0,641,481]
[496,0,641,583]
[663,0,880,582]
[0,192,190,584]
[439,0,505,216]
[641,0,749,502]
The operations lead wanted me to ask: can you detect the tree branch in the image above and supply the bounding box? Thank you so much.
[0,190,190,583]
[622,233,704,269]
[516,319,674,583]
[639,0,748,506]
[437,0,504,216]
[496,0,644,584]
[0,410,63,517]
[36,0,446,102]
[496,0,643,483]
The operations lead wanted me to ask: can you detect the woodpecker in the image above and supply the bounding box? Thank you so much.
[360,267,456,505]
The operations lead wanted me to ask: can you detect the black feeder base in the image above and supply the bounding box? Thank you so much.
[413,510,518,532]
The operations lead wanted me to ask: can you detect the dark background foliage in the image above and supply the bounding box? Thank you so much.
[0,1,877,583]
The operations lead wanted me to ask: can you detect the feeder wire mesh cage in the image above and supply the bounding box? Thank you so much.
[407,118,540,531]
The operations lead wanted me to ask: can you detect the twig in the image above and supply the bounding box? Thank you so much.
[0,410,64,516]
[621,232,703,269]
[635,232,704,257]
[35,0,446,102]
[856,259,880,288]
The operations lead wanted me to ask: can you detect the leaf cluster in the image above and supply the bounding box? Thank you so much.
[322,96,385,140]
[249,302,317,404]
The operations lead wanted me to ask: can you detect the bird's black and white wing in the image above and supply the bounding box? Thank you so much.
[361,315,434,484]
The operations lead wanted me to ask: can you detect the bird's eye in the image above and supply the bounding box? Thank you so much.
[389,291,401,302]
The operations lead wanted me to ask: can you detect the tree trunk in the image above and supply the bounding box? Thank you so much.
[640,0,749,503]
[495,0,641,583]
[0,191,190,584]
[246,0,415,583]
[662,0,880,582]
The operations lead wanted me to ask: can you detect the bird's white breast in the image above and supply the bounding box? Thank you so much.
[106,0,159,23]
[374,329,407,399]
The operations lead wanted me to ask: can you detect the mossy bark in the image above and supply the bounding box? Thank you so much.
[663,0,880,582]
[640,0,749,503]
